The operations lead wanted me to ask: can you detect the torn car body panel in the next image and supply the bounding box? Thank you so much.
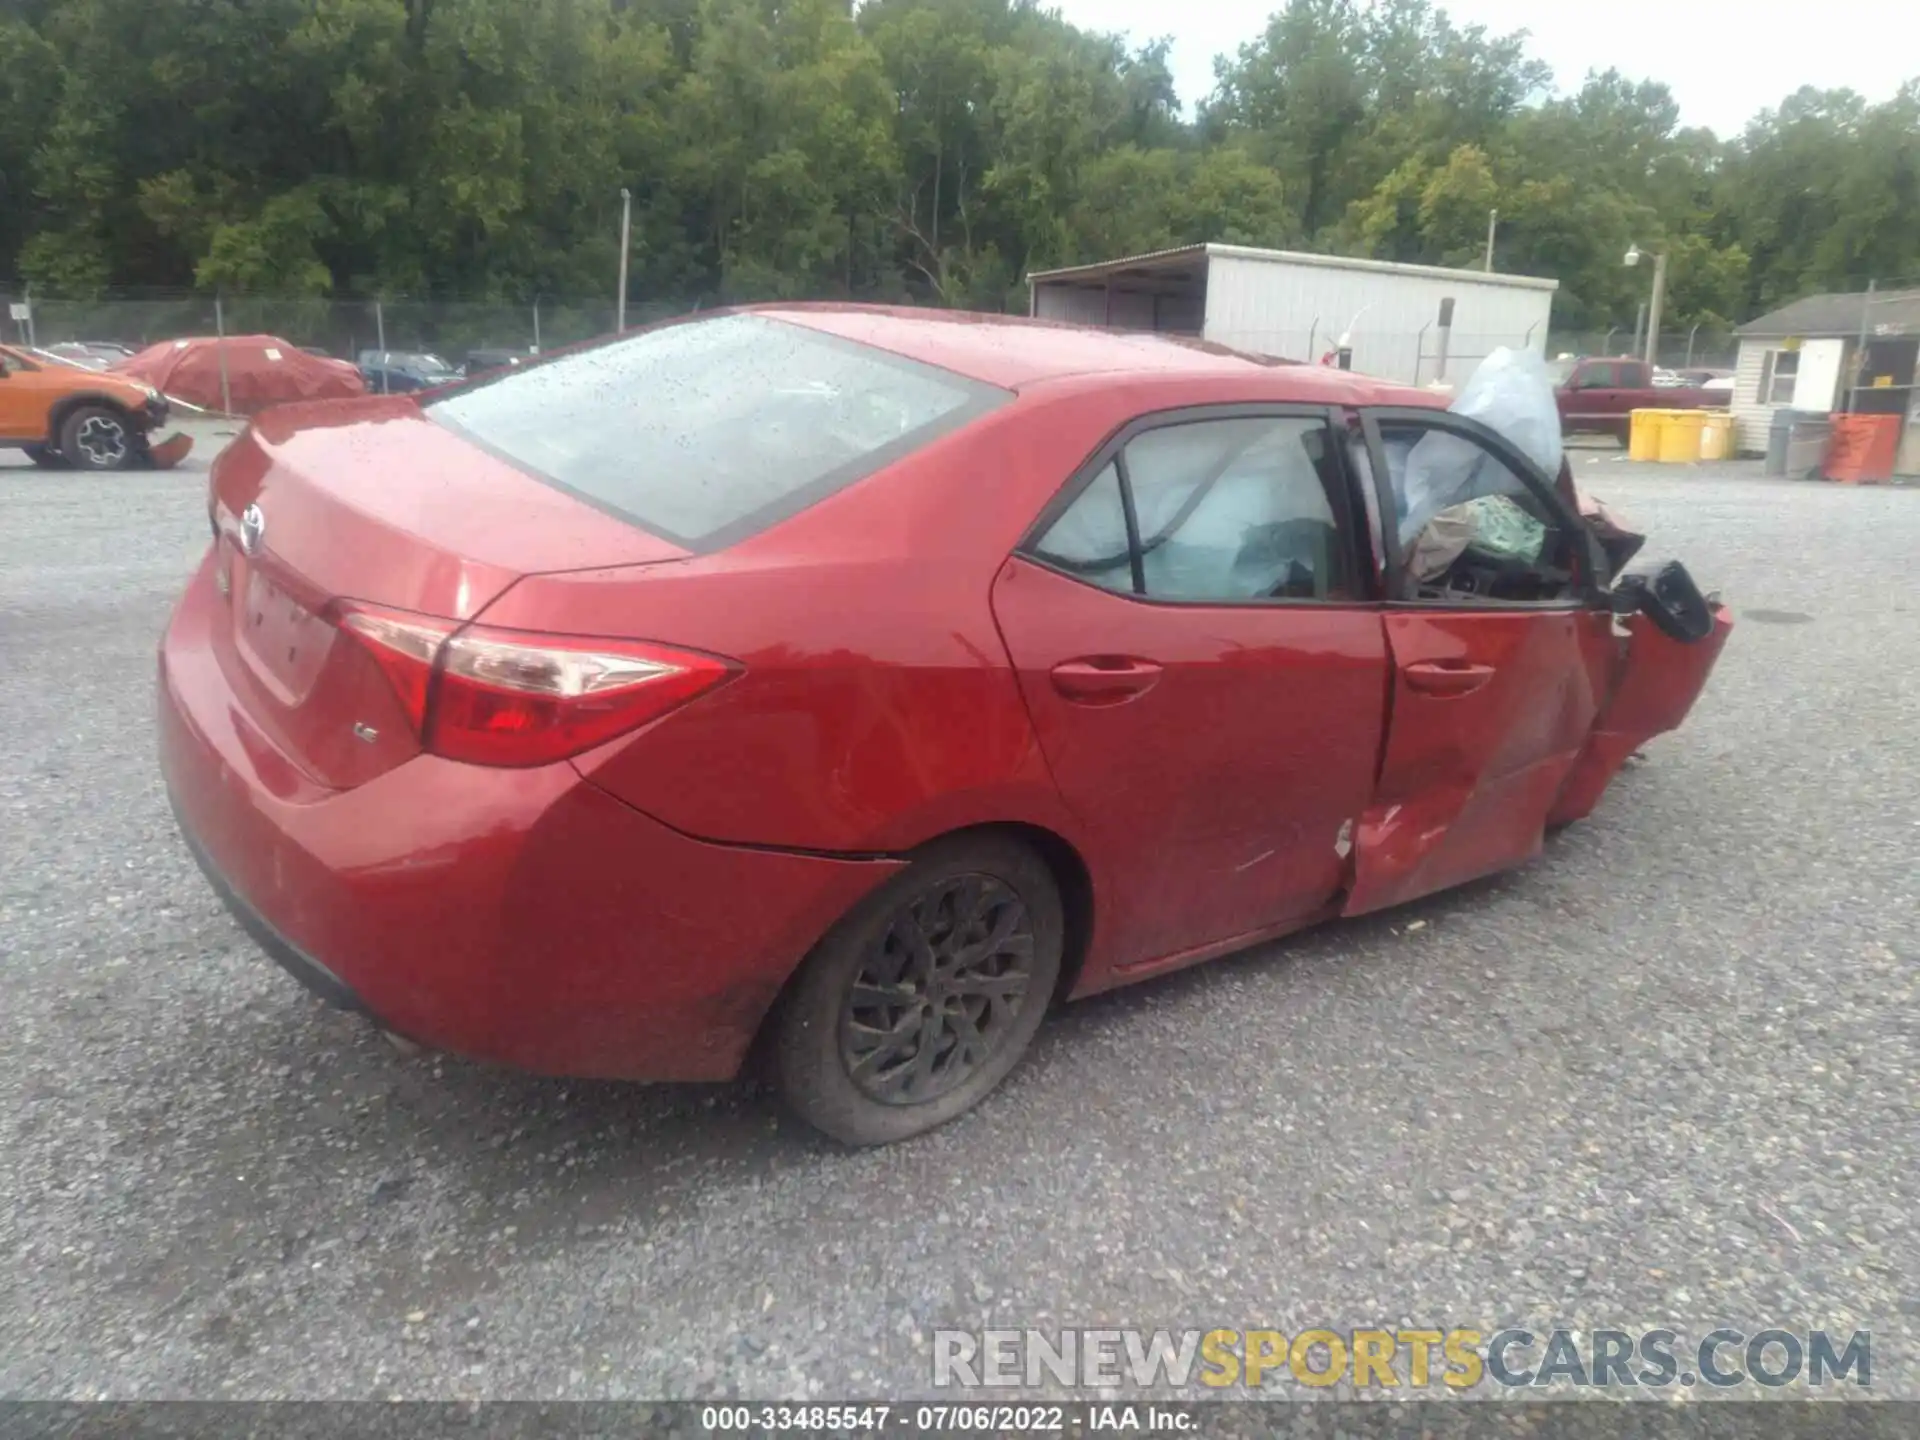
[1348,596,1732,909]
[146,432,195,469]
[1547,603,1734,827]
[1343,608,1616,915]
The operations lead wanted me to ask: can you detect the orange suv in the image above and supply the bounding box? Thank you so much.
[0,344,178,470]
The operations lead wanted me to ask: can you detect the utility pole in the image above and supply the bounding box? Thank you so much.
[1484,209,1498,273]
[214,291,233,416]
[1644,249,1669,367]
[616,187,632,334]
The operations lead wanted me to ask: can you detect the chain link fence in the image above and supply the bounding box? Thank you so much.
[1,286,1745,390]
[1546,326,1738,373]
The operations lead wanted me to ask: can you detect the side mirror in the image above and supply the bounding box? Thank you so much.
[1613,559,1714,644]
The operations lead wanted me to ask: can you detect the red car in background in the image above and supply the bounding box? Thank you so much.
[1552,355,1715,442]
[158,307,1731,1145]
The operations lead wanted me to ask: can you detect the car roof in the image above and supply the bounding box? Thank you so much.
[759,303,1426,404]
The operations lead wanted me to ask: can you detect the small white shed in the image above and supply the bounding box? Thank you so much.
[1026,243,1558,386]
[1729,288,1920,457]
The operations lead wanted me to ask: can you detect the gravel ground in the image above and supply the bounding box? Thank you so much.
[1,435,1915,1403]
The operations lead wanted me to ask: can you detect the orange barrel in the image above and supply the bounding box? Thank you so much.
[1658,409,1707,463]
[1823,414,1900,483]
[1698,409,1734,461]
[1628,408,1666,461]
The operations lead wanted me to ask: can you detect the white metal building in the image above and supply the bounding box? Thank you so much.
[1026,243,1558,386]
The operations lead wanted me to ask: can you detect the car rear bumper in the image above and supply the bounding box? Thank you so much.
[158,559,902,1080]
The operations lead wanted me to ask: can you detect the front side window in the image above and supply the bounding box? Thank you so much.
[1030,415,1352,603]
[1377,418,1583,604]
[428,314,1004,548]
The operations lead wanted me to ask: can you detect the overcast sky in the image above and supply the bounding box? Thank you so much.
[1052,0,1915,138]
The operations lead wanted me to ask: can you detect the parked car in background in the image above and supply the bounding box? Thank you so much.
[159,306,1732,1145]
[357,350,461,394]
[461,347,535,380]
[0,342,182,469]
[1552,356,1715,442]
[42,341,134,371]
[1671,367,1732,388]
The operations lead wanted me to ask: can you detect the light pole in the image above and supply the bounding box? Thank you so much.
[616,187,632,334]
[1625,243,1668,367]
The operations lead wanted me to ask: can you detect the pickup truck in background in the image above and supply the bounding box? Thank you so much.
[1551,355,1714,442]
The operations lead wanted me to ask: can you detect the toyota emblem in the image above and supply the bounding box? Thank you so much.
[240,503,266,557]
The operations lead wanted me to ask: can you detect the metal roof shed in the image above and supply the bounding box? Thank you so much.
[1027,242,1558,386]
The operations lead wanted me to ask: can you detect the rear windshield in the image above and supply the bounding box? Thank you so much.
[427,314,1005,549]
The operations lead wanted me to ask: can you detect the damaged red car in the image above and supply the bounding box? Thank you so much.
[158,307,1731,1145]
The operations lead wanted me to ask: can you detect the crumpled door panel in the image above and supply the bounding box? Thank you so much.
[1546,604,1734,827]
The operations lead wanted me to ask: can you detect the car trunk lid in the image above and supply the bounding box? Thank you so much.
[206,398,690,790]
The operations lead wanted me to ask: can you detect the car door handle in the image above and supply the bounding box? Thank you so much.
[1402,659,1496,696]
[1050,657,1164,704]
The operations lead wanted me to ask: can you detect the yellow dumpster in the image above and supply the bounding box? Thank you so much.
[1628,408,1667,461]
[1698,409,1734,461]
[1659,409,1707,463]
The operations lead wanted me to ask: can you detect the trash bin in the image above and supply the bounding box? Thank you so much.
[1823,413,1900,483]
[1765,409,1797,476]
[1658,409,1707,463]
[1698,409,1734,461]
[1785,413,1832,480]
[1628,408,1666,461]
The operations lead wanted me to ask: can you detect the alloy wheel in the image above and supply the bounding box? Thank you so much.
[74,414,129,467]
[839,874,1036,1105]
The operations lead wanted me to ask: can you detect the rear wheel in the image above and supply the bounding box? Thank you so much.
[59,405,137,471]
[773,834,1062,1146]
[24,443,70,469]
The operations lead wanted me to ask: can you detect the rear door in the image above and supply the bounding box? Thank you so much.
[1345,407,1616,913]
[991,406,1390,975]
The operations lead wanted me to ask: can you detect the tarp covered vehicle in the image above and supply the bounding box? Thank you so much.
[114,335,365,416]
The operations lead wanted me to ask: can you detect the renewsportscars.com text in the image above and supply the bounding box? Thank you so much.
[933,1327,1871,1391]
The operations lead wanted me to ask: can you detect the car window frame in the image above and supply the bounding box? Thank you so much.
[1018,403,1377,609]
[1356,405,1610,612]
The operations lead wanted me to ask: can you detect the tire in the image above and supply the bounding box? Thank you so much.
[58,405,137,471]
[773,834,1063,1146]
[24,443,70,469]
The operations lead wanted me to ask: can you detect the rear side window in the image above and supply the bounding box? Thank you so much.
[1030,415,1355,603]
[427,314,1005,549]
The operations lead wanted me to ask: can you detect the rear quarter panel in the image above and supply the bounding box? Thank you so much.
[482,393,1120,854]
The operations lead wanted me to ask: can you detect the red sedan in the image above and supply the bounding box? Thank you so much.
[158,306,1731,1145]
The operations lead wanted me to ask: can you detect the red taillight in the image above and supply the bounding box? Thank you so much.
[339,608,451,731]
[338,603,734,767]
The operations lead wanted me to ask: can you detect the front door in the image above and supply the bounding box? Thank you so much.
[992,407,1389,976]
[1561,361,1625,433]
[1346,408,1616,913]
[0,347,47,440]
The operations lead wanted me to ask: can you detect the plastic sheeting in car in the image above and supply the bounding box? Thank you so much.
[1392,346,1565,545]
